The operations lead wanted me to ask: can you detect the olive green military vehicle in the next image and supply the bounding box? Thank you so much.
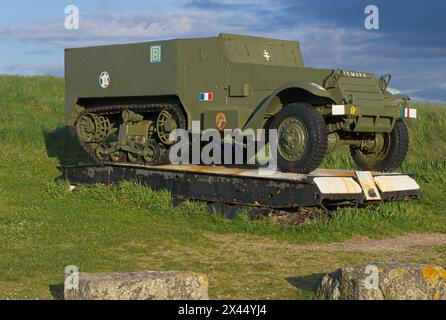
[65,33,415,173]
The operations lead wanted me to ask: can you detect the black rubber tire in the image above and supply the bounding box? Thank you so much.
[270,102,327,173]
[350,119,409,172]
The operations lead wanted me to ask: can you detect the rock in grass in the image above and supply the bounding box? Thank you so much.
[64,270,209,300]
[318,263,446,300]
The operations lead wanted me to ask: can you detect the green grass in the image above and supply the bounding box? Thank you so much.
[0,75,446,299]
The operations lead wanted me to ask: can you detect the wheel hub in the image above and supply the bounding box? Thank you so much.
[278,117,308,161]
[76,113,112,143]
[143,141,160,164]
[157,110,179,145]
[163,118,177,133]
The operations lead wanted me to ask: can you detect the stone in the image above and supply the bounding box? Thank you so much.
[207,202,241,219]
[64,270,209,300]
[318,263,446,300]
[207,202,230,215]
[248,208,271,220]
[171,198,185,208]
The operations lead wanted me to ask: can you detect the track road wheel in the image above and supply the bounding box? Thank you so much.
[95,143,110,162]
[157,110,179,145]
[143,141,161,165]
[350,119,409,172]
[270,102,327,173]
[128,144,143,163]
[109,151,122,163]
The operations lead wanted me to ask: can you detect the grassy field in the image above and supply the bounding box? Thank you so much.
[0,75,446,299]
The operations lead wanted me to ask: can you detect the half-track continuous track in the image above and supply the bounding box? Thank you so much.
[73,103,186,165]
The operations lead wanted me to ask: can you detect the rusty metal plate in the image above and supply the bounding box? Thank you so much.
[355,171,381,201]
[374,175,420,193]
[58,164,421,209]
[313,177,362,194]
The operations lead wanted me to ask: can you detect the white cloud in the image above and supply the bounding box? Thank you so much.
[0,13,195,45]
[0,3,444,103]
[260,25,382,69]
[82,14,194,39]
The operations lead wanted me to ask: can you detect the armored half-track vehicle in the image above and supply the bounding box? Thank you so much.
[65,33,415,173]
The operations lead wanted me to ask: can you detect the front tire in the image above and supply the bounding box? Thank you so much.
[350,119,409,172]
[270,102,327,173]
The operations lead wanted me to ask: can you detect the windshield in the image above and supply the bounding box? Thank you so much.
[386,87,402,95]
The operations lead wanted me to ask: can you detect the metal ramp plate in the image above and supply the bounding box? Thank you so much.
[355,171,381,201]
[58,164,421,209]
[313,177,362,195]
[374,175,420,193]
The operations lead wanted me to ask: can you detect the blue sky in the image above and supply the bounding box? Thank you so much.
[0,0,445,103]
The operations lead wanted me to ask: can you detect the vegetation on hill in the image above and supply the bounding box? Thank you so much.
[0,76,445,299]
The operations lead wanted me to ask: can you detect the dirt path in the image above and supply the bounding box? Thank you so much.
[302,233,446,252]
[206,232,446,253]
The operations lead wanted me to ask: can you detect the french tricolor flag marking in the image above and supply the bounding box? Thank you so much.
[402,108,417,119]
[199,92,214,101]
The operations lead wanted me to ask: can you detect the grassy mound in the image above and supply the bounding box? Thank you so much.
[0,75,445,299]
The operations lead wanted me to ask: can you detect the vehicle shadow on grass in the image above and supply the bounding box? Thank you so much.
[49,284,65,300]
[43,126,92,166]
[286,273,326,296]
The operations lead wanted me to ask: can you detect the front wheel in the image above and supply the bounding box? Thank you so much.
[270,102,328,173]
[350,119,409,172]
